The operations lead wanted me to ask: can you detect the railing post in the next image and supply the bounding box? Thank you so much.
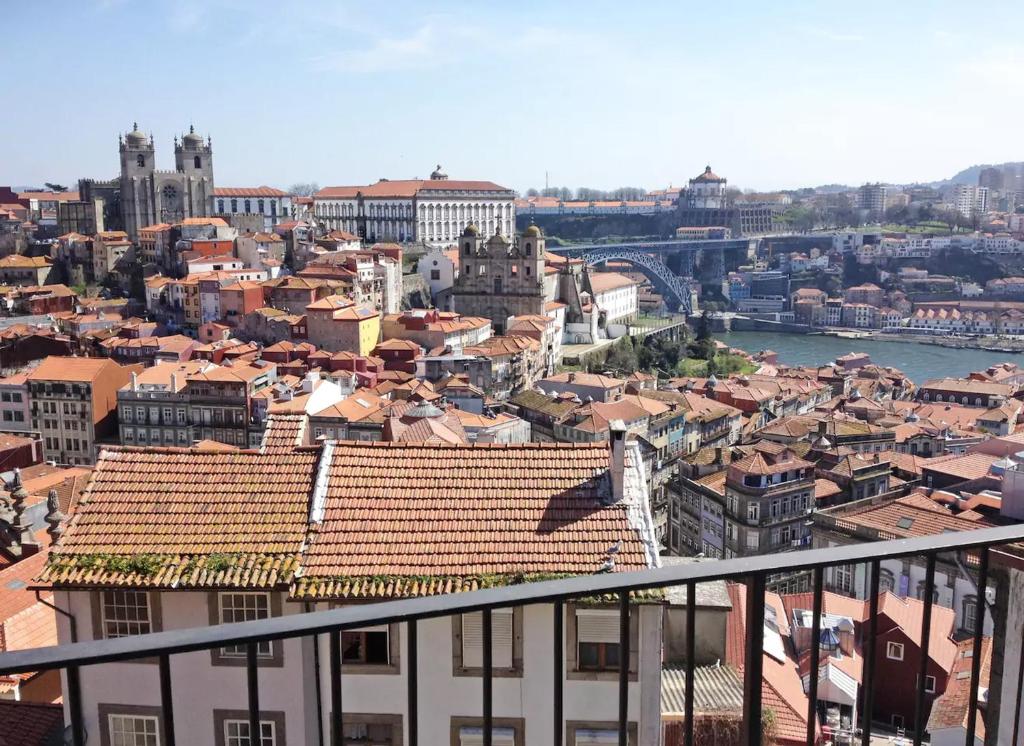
[619,591,630,746]
[554,600,563,746]
[685,581,696,746]
[329,630,342,746]
[913,554,936,746]
[965,548,988,745]
[483,608,493,746]
[158,654,176,746]
[66,665,85,746]
[861,559,881,746]
[407,620,418,746]
[806,567,824,745]
[742,574,766,746]
[246,642,261,746]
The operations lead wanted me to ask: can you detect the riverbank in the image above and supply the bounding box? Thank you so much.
[868,332,1024,353]
[719,330,1024,383]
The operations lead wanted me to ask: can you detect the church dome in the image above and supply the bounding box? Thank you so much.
[182,125,203,146]
[462,223,479,237]
[125,123,147,145]
[430,164,448,180]
[523,223,542,238]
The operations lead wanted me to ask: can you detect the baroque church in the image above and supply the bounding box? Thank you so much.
[118,123,215,239]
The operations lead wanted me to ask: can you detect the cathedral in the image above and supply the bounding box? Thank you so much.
[118,123,215,239]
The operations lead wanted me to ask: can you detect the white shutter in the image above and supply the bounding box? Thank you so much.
[459,726,516,746]
[574,729,619,745]
[576,609,620,643]
[462,611,513,668]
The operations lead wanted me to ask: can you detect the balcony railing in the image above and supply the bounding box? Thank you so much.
[2,524,1024,746]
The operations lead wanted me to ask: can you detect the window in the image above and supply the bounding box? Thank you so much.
[137,154,146,168]
[342,721,397,745]
[834,564,853,593]
[923,674,937,693]
[106,712,160,746]
[194,156,202,169]
[214,711,285,746]
[342,626,390,665]
[100,590,153,638]
[878,567,895,593]
[223,719,275,746]
[747,503,760,522]
[461,610,513,668]
[575,609,621,671]
[216,593,272,659]
[458,727,516,746]
[887,641,904,661]
[430,270,440,280]
[962,596,978,633]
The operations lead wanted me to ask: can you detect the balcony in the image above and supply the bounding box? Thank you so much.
[1,524,1022,746]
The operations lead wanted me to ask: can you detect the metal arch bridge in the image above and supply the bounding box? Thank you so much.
[548,237,756,313]
[577,248,696,314]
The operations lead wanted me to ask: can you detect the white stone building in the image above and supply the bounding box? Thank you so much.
[314,167,515,246]
[214,187,294,230]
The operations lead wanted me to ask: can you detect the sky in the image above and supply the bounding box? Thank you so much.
[4,0,1024,194]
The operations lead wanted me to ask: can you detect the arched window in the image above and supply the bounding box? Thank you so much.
[194,156,201,169]
[136,154,145,168]
[244,200,251,213]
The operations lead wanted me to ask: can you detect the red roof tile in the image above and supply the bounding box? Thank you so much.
[295,441,650,599]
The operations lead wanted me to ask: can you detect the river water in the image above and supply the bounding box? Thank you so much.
[718,331,1024,385]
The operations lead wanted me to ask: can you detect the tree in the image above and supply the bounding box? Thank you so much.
[696,310,712,342]
[525,188,539,198]
[288,182,320,197]
[44,183,68,192]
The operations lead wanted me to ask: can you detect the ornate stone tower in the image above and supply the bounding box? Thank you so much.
[119,122,157,239]
[174,125,215,219]
[451,224,546,333]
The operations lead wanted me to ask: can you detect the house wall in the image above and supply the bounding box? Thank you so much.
[56,591,663,746]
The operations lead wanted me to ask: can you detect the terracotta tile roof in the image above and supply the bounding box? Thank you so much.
[26,355,120,383]
[261,414,309,453]
[316,178,510,199]
[724,584,813,743]
[464,335,538,357]
[39,447,317,589]
[921,452,1001,482]
[0,700,64,746]
[213,186,289,197]
[311,391,389,422]
[813,478,842,501]
[926,637,990,738]
[588,271,636,293]
[294,441,649,599]
[540,371,625,389]
[834,494,987,540]
[919,378,1015,397]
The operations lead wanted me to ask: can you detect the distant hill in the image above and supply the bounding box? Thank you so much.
[930,162,1024,188]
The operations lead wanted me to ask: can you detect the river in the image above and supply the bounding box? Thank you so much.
[718,331,1024,385]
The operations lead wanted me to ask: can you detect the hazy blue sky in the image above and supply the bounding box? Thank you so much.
[4,1,1022,193]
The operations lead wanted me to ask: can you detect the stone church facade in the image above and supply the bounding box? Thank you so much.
[451,224,546,334]
[118,123,215,239]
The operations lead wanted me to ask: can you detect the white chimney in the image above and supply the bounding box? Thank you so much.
[170,372,179,392]
[130,371,138,392]
[302,371,317,394]
[608,419,627,503]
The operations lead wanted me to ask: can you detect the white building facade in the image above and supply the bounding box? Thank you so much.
[314,168,515,246]
[214,187,294,231]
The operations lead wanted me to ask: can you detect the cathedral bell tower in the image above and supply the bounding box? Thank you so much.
[173,125,215,219]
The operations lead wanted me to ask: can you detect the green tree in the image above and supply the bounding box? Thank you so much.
[696,310,712,342]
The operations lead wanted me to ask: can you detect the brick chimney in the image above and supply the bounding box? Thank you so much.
[608,419,627,503]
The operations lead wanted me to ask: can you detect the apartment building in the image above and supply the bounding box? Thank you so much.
[41,433,662,746]
[26,356,140,465]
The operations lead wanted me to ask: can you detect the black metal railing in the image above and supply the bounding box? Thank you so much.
[2,523,1023,746]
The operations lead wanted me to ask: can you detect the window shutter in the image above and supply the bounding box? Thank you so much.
[574,729,619,745]
[462,611,513,668]
[576,609,621,644]
[459,727,516,746]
